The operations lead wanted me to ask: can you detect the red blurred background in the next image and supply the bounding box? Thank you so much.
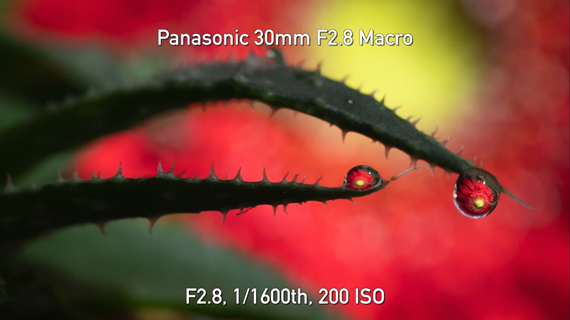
[5,0,568,319]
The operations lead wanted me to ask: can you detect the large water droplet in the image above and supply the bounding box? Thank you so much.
[453,168,500,219]
[344,165,382,190]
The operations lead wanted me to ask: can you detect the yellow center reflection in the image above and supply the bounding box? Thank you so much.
[474,198,485,209]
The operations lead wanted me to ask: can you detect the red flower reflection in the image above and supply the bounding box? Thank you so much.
[453,170,499,219]
[344,165,382,191]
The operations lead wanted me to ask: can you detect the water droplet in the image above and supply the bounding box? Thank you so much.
[266,49,276,59]
[348,99,353,104]
[344,165,382,190]
[453,168,500,219]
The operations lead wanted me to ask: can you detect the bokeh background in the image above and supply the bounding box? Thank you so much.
[1,0,568,319]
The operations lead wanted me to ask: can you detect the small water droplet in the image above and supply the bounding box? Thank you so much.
[348,99,353,104]
[344,165,382,190]
[453,168,500,219]
[266,49,275,59]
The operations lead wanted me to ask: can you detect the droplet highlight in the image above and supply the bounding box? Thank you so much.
[344,165,382,190]
[453,168,500,219]
[266,49,276,59]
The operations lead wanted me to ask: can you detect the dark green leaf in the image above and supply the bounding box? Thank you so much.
[13,220,343,320]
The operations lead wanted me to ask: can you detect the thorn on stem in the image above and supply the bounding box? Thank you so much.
[209,162,217,179]
[314,177,322,185]
[411,117,421,127]
[148,216,160,234]
[234,167,243,181]
[431,127,438,138]
[384,145,392,159]
[71,166,79,181]
[262,167,269,182]
[167,161,175,174]
[456,146,464,156]
[96,222,107,236]
[316,61,323,73]
[175,169,187,178]
[410,157,418,167]
[269,107,279,118]
[114,162,124,178]
[341,130,348,143]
